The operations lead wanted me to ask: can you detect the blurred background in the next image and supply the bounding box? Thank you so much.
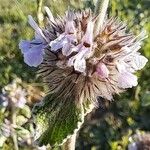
[0,0,150,149]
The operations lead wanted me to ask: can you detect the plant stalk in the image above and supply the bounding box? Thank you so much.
[11,107,19,150]
[37,0,44,27]
[94,0,109,36]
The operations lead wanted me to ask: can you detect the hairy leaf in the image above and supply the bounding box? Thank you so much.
[32,90,84,147]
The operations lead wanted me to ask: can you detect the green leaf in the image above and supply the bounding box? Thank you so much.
[0,135,7,147]
[16,115,28,126]
[20,105,31,119]
[16,126,31,140]
[32,72,95,147]
[32,93,84,147]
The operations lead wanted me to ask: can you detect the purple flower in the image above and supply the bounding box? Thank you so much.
[118,72,138,88]
[68,52,86,73]
[50,34,77,57]
[21,8,148,102]
[31,8,149,146]
[19,16,47,67]
[68,20,95,73]
[19,39,45,67]
[49,34,68,52]
[3,81,27,108]
[68,45,91,73]
[49,12,77,54]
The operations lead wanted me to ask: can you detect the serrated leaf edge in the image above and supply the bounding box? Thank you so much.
[52,106,85,147]
[32,101,95,147]
[54,103,95,147]
[32,101,84,147]
[84,103,95,117]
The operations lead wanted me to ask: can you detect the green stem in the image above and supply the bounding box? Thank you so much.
[37,0,44,27]
[61,133,77,150]
[94,0,110,36]
[11,108,19,150]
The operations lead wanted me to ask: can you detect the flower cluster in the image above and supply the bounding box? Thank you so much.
[2,79,27,108]
[128,132,150,150]
[0,78,45,149]
[19,8,148,102]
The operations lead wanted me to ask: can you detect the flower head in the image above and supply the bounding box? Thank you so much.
[3,79,27,108]
[20,8,148,103]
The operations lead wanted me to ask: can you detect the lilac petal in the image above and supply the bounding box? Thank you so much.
[134,55,148,69]
[62,43,71,56]
[50,33,77,54]
[44,6,55,22]
[28,15,47,41]
[74,58,86,73]
[68,56,75,67]
[16,97,26,108]
[23,45,44,67]
[19,40,31,54]
[118,72,138,89]
[65,11,76,34]
[117,53,148,73]
[80,46,93,59]
[126,54,148,71]
[116,61,127,72]
[96,63,109,78]
[50,34,67,51]
[31,39,43,44]
[65,34,77,42]
[71,44,82,53]
[28,15,40,32]
[19,39,44,54]
[62,43,79,56]
[35,32,46,42]
[62,35,77,56]
[65,16,76,34]
[68,46,90,73]
[68,53,86,73]
[65,21,76,34]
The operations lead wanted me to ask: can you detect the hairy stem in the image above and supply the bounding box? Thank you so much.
[94,0,109,36]
[61,133,77,150]
[37,0,43,26]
